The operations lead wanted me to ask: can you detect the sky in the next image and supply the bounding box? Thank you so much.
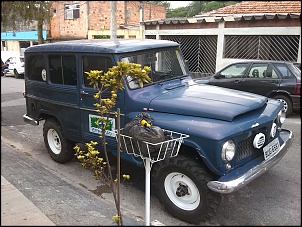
[169,1,192,9]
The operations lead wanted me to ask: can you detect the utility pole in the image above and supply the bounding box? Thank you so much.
[139,1,144,38]
[110,1,117,39]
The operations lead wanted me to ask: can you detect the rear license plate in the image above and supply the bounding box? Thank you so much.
[263,137,280,160]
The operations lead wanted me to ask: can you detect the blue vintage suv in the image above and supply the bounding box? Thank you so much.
[23,39,293,224]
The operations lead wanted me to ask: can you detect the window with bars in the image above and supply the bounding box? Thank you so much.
[224,35,299,62]
[64,4,80,20]
[161,35,217,75]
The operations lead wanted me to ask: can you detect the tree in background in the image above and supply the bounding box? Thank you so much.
[147,1,171,9]
[1,1,52,44]
[149,1,242,18]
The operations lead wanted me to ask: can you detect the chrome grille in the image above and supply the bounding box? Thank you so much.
[236,137,262,163]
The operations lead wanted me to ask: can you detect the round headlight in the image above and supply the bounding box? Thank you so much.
[277,109,286,124]
[222,140,235,162]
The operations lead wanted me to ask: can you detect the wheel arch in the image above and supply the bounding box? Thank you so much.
[177,144,219,179]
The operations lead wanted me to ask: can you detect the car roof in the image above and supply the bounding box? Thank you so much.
[24,39,179,54]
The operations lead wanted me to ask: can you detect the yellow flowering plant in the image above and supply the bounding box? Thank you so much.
[74,62,151,225]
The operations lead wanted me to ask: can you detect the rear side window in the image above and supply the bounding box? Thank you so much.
[28,55,46,82]
[274,63,294,78]
[248,63,268,78]
[49,55,77,86]
[82,56,113,88]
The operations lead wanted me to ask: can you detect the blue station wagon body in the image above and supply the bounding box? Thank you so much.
[23,39,293,224]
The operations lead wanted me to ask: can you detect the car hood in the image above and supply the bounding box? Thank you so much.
[148,82,268,122]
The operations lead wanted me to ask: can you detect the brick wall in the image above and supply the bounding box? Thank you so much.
[49,1,165,40]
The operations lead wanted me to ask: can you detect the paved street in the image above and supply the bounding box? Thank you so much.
[1,76,301,226]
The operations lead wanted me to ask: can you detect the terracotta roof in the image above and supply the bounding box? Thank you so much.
[144,13,300,25]
[143,1,301,25]
[203,1,301,15]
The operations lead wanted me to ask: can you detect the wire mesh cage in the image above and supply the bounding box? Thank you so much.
[115,129,189,163]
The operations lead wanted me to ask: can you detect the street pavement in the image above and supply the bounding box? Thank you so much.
[1,141,145,226]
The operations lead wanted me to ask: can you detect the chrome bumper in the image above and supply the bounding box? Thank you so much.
[23,114,39,126]
[207,129,293,194]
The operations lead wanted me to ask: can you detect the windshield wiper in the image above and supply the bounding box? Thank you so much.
[158,71,175,80]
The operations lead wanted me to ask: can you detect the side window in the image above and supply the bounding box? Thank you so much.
[28,55,46,82]
[263,65,279,79]
[248,63,268,78]
[82,56,113,88]
[274,63,294,78]
[49,55,77,86]
[218,63,249,79]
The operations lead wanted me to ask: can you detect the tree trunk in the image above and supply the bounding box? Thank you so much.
[37,20,44,44]
[37,3,44,44]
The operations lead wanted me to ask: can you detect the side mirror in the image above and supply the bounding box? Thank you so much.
[213,74,222,79]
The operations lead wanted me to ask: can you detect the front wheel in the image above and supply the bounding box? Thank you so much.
[152,155,222,224]
[14,69,20,79]
[273,95,293,117]
[43,118,75,163]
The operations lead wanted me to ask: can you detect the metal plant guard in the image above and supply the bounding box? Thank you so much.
[115,109,189,226]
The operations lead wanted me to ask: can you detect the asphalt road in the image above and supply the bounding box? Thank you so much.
[1,76,301,226]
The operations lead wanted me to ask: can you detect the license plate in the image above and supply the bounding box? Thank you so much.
[263,137,280,160]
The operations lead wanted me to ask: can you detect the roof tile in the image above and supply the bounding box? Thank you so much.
[205,1,301,15]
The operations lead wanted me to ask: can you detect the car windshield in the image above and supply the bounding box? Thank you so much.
[121,48,189,89]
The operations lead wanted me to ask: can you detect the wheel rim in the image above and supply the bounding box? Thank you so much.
[277,98,288,112]
[47,129,62,154]
[164,172,200,211]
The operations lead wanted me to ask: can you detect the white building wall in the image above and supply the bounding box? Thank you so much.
[144,22,301,71]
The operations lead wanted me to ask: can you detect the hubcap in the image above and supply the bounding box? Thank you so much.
[164,172,200,210]
[277,98,288,112]
[47,129,61,154]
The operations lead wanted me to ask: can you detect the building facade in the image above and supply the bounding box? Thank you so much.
[1,30,47,56]
[48,1,166,41]
[142,1,301,74]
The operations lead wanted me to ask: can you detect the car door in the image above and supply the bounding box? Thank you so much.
[79,54,126,151]
[208,62,249,91]
[240,62,281,96]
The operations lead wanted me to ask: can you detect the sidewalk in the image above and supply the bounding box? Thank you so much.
[1,140,158,226]
[1,175,55,226]
[1,175,165,226]
[1,140,143,226]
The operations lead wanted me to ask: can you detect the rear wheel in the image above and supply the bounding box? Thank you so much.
[152,155,222,224]
[43,118,75,163]
[14,69,20,79]
[274,95,293,116]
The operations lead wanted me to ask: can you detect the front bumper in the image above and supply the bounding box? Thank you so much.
[207,129,293,194]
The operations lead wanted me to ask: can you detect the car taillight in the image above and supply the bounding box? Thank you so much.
[294,83,300,95]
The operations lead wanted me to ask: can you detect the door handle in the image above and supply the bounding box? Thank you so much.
[270,80,278,84]
[80,90,89,95]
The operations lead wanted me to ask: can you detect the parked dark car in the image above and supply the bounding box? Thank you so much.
[205,60,301,116]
